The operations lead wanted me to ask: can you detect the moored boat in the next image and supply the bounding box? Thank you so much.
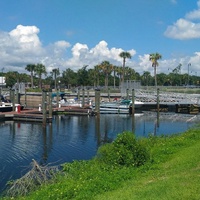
[92,99,144,114]
[0,94,24,112]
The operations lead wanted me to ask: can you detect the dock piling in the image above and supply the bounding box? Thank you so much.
[131,89,135,115]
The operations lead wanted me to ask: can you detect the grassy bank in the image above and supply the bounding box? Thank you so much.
[2,127,200,200]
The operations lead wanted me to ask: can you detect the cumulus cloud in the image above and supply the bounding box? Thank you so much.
[65,40,136,71]
[164,18,200,39]
[164,0,200,40]
[0,25,137,73]
[2,24,199,76]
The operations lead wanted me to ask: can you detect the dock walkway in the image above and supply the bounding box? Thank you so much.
[0,106,95,122]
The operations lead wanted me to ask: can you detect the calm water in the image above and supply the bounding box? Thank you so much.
[0,112,199,193]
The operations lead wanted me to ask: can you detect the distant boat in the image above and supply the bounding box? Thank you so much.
[52,98,84,108]
[0,102,23,112]
[0,94,23,112]
[92,99,144,114]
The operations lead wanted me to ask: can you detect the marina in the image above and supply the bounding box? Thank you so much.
[1,88,200,122]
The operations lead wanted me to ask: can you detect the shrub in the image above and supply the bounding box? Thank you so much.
[96,131,150,167]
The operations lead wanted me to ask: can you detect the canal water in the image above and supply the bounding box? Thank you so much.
[0,112,199,194]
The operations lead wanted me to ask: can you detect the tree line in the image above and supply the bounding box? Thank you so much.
[1,52,199,89]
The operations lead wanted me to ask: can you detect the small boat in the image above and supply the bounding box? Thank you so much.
[0,94,23,112]
[0,102,23,112]
[52,98,83,108]
[92,99,143,114]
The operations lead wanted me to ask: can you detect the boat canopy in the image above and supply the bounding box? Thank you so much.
[52,92,65,98]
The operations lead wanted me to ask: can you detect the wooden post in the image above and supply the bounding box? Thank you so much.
[95,89,100,114]
[11,90,15,111]
[82,89,85,107]
[42,91,47,126]
[48,89,53,119]
[24,89,27,108]
[157,88,160,112]
[9,89,12,102]
[108,88,110,102]
[87,88,89,104]
[131,89,135,115]
[126,89,129,99]
[78,88,80,100]
[16,89,19,104]
[56,89,59,108]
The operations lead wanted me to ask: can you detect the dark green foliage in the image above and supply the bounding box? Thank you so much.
[96,131,150,167]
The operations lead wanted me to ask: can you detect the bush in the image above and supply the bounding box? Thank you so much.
[96,131,150,167]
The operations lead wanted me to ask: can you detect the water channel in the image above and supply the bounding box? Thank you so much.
[0,112,199,194]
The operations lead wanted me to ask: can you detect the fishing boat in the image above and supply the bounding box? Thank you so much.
[92,99,144,114]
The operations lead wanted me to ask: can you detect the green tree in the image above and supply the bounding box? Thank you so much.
[149,53,162,87]
[99,61,113,88]
[94,65,101,87]
[119,51,132,84]
[25,64,36,88]
[124,66,136,80]
[62,68,77,88]
[141,71,151,86]
[51,68,60,89]
[77,65,89,86]
[115,66,123,86]
[35,64,47,88]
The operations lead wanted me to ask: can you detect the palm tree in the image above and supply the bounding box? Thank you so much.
[119,51,132,84]
[149,53,162,87]
[51,68,60,89]
[113,65,117,89]
[35,64,47,89]
[25,64,36,88]
[99,61,113,89]
[115,66,123,86]
[142,71,151,86]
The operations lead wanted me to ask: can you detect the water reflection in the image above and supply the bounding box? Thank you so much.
[0,112,199,194]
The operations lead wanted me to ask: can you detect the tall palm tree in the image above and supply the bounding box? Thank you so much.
[51,68,60,89]
[99,61,113,88]
[35,63,47,89]
[149,53,162,87]
[25,64,36,88]
[119,51,132,84]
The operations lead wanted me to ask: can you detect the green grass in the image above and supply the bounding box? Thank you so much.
[2,128,200,200]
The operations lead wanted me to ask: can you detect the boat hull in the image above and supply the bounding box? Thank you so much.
[92,100,144,114]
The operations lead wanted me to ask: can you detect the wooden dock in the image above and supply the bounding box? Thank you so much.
[0,106,95,123]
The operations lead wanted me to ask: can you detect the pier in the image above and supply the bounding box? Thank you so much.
[1,88,200,123]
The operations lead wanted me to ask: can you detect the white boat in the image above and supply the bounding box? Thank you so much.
[0,95,23,112]
[0,102,22,112]
[52,98,83,108]
[92,99,144,114]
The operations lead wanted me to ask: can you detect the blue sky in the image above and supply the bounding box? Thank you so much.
[0,0,200,76]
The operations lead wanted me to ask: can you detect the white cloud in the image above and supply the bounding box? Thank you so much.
[164,1,200,40]
[164,18,200,39]
[0,25,138,73]
[185,9,200,20]
[9,25,42,52]
[185,0,200,20]
[1,24,199,77]
[64,40,136,71]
